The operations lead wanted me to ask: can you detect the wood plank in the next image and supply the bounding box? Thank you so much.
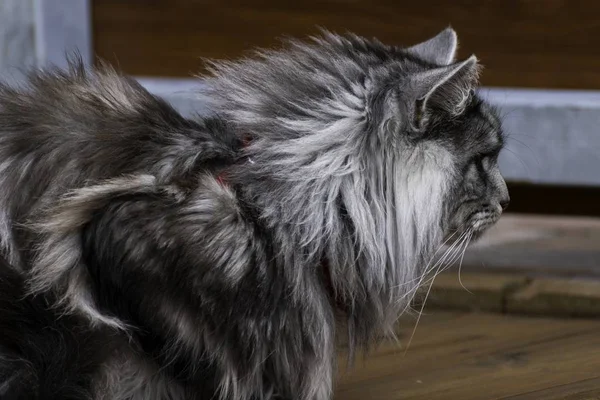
[419,213,600,317]
[461,214,600,277]
[335,311,600,399]
[499,377,600,400]
[425,272,528,313]
[426,271,600,318]
[93,0,600,90]
[507,277,600,317]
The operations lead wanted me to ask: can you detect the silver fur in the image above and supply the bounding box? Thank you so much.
[0,28,508,399]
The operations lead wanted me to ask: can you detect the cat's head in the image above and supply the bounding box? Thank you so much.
[206,28,508,257]
[403,29,509,241]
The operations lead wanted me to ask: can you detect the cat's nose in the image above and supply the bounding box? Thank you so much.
[500,196,510,211]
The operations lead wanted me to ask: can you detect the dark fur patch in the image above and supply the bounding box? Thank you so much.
[0,256,121,399]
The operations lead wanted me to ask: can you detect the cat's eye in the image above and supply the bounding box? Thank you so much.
[413,98,426,131]
[474,148,500,163]
[485,149,501,162]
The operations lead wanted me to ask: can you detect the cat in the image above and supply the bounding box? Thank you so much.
[0,27,508,399]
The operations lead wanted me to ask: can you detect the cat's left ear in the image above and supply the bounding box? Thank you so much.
[406,27,458,65]
[409,55,480,131]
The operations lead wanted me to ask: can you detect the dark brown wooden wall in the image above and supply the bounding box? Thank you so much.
[93,0,600,90]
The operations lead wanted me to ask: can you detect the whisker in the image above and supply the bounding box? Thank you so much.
[419,231,467,279]
[506,136,539,167]
[402,231,471,355]
[392,230,460,290]
[395,230,468,306]
[457,230,474,293]
[429,229,473,282]
[502,147,530,175]
[427,231,472,284]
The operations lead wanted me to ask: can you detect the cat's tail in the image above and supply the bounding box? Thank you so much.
[27,174,164,331]
[0,255,117,399]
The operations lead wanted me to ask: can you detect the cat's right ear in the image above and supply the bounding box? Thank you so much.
[408,55,480,132]
[406,27,458,66]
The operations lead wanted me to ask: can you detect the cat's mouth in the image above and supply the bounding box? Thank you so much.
[446,204,502,243]
[469,209,501,235]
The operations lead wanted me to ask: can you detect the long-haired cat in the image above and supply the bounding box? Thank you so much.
[0,28,508,399]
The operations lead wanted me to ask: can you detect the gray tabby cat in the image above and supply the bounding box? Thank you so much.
[0,28,508,399]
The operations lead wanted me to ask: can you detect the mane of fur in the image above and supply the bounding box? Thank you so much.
[205,32,457,346]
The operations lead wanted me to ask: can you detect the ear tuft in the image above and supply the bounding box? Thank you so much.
[406,27,458,66]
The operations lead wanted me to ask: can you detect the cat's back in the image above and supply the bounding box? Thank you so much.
[0,60,238,265]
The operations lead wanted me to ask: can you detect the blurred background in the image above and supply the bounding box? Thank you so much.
[3,1,600,398]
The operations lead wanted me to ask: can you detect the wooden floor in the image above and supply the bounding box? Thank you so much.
[335,311,600,400]
[334,214,600,398]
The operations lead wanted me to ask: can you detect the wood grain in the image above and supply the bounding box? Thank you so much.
[92,0,600,90]
[499,377,600,400]
[336,311,600,399]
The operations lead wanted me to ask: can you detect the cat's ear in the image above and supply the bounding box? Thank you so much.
[406,27,458,65]
[409,55,479,131]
